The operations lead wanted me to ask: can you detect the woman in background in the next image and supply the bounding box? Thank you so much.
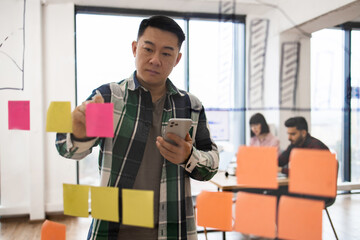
[249,113,280,148]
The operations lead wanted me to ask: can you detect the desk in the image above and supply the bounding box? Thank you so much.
[209,171,288,192]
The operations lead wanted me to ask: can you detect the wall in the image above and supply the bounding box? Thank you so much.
[0,0,45,219]
[0,0,359,219]
[245,0,360,150]
[0,1,77,220]
[42,3,77,213]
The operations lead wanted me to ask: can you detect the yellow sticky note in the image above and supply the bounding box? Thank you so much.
[46,101,72,133]
[63,183,89,218]
[122,189,154,228]
[90,186,119,222]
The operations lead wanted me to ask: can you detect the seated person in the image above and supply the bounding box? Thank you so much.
[249,113,280,148]
[278,116,329,175]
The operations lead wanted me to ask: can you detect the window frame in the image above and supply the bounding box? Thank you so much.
[340,22,360,182]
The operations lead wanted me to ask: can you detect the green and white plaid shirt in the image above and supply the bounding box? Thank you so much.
[56,72,219,240]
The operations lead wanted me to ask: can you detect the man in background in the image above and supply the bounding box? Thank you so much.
[278,116,329,175]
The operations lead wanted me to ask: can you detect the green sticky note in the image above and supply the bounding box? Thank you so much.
[122,189,154,228]
[63,183,89,218]
[46,101,72,133]
[90,186,119,222]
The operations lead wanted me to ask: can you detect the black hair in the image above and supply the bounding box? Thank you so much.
[284,116,308,132]
[137,15,185,50]
[249,113,270,137]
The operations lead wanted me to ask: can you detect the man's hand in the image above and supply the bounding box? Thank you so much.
[72,94,104,139]
[156,133,193,165]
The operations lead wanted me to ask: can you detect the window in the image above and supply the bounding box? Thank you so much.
[351,29,360,182]
[76,14,149,185]
[75,10,246,185]
[311,23,360,183]
[310,29,344,181]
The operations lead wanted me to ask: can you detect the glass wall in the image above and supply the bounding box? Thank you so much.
[311,25,360,183]
[189,20,235,144]
[310,29,344,180]
[75,12,245,185]
[351,30,360,182]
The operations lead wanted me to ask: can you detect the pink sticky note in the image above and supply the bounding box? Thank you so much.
[8,101,30,130]
[86,103,114,138]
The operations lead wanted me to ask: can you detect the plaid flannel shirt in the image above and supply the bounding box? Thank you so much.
[56,72,219,240]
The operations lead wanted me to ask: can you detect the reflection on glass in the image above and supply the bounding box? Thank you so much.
[351,30,360,182]
[310,29,344,181]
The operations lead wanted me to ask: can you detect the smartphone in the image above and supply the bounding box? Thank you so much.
[163,118,193,145]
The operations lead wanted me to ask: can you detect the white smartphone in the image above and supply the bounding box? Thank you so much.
[163,118,193,145]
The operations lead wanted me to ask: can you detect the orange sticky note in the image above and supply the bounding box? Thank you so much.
[63,184,89,218]
[41,220,66,240]
[278,195,324,240]
[236,146,278,189]
[288,149,337,197]
[8,101,30,130]
[91,186,119,222]
[196,191,233,231]
[234,192,276,238]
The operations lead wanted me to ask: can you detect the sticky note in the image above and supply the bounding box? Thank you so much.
[63,183,89,218]
[288,149,338,197]
[278,195,324,240]
[86,103,114,138]
[236,146,278,189]
[91,186,119,222]
[234,192,277,238]
[46,101,72,133]
[8,100,30,130]
[196,191,233,231]
[122,188,154,228]
[41,220,66,240]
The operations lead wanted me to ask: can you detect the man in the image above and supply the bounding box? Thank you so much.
[56,16,219,240]
[278,116,329,175]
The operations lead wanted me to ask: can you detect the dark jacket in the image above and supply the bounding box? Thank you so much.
[278,134,329,174]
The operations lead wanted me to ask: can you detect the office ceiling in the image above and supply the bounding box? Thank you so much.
[42,0,360,28]
[41,0,282,15]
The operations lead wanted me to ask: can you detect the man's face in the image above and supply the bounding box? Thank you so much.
[132,26,182,91]
[287,126,307,146]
